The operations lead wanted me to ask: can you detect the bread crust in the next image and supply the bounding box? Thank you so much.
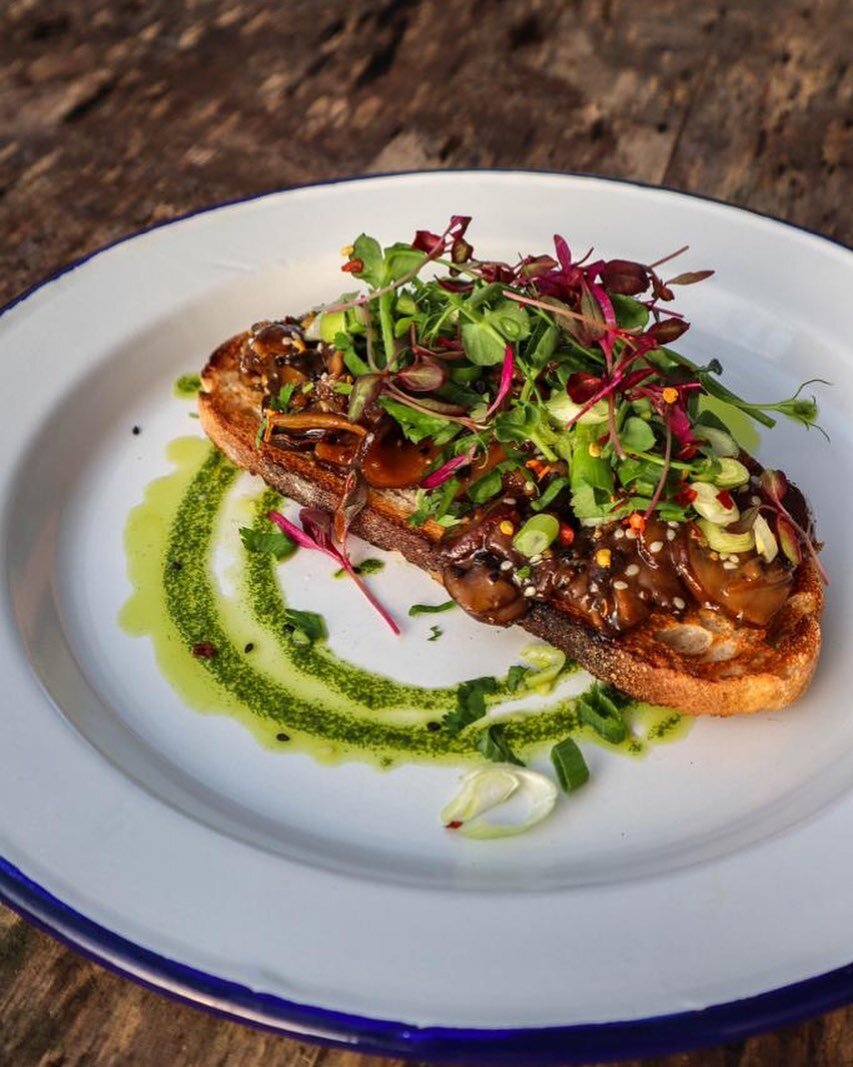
[199,334,823,716]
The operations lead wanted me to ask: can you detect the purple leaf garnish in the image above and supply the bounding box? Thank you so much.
[483,345,515,420]
[268,508,400,634]
[421,449,476,489]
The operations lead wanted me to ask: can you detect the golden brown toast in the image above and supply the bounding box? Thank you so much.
[199,333,823,717]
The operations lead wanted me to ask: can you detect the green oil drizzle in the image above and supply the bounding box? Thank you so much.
[173,373,202,398]
[122,438,691,766]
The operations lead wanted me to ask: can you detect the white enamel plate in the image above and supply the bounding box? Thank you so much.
[1,172,851,1062]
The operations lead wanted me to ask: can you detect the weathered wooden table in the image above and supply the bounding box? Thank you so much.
[1,1,851,1064]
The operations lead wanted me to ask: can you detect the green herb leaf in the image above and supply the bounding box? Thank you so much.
[442,676,498,735]
[467,468,503,504]
[610,294,650,331]
[427,625,443,642]
[620,416,656,453]
[379,397,451,444]
[283,608,327,646]
[175,373,201,396]
[239,525,298,561]
[269,382,297,412]
[530,476,570,513]
[409,599,457,616]
[334,558,385,578]
[506,665,530,692]
[383,242,426,282]
[551,737,590,792]
[477,723,525,767]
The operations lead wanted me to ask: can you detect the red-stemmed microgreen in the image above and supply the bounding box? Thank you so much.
[268,508,401,632]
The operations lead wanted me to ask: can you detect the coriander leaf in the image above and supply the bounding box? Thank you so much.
[467,468,503,504]
[442,676,498,735]
[334,558,385,578]
[506,664,530,692]
[620,416,656,453]
[427,624,443,642]
[530,475,570,512]
[352,234,384,288]
[551,737,590,792]
[239,525,298,561]
[283,608,327,646]
[379,396,451,444]
[409,600,457,616]
[175,373,201,396]
[269,382,297,412]
[477,723,525,766]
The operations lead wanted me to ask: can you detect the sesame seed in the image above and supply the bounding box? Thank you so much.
[524,586,537,597]
[723,561,738,570]
[649,540,664,553]
[666,528,676,541]
[613,580,628,590]
[751,495,761,506]
[502,497,517,506]
[673,597,686,610]
[750,475,761,486]
[668,521,679,528]
[625,529,638,540]
[530,553,543,564]
[613,528,625,540]
[625,563,640,577]
[500,560,513,572]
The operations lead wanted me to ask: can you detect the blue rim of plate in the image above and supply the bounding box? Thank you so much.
[1,170,851,1063]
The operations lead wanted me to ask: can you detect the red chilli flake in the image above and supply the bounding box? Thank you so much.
[716,489,735,510]
[445,820,463,830]
[341,258,364,274]
[192,642,218,659]
[676,484,697,506]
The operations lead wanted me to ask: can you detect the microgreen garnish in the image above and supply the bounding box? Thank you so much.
[283,608,327,646]
[477,723,525,766]
[283,215,827,605]
[268,509,400,633]
[408,600,457,616]
[427,625,443,641]
[442,677,498,735]
[239,525,298,561]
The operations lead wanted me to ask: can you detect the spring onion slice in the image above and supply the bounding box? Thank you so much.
[519,642,566,692]
[441,767,557,839]
[513,514,560,558]
[551,738,590,793]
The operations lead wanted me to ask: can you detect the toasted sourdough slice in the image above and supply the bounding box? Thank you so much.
[200,333,823,717]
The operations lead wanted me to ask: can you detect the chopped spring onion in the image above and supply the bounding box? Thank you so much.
[551,738,590,793]
[753,512,779,563]
[519,643,566,693]
[513,514,560,558]
[689,481,740,525]
[712,457,750,488]
[697,518,755,554]
[441,767,557,839]
[577,688,628,744]
[409,599,457,616]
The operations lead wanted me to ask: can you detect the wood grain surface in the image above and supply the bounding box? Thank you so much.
[1,0,851,1064]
